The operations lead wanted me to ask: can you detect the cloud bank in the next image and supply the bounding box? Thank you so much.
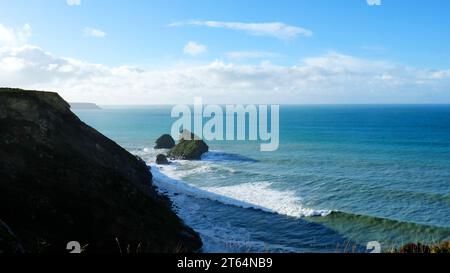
[0,24,32,46]
[1,45,450,105]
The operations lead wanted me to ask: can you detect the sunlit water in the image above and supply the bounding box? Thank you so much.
[74,105,450,252]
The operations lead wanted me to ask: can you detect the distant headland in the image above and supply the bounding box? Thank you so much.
[70,102,102,110]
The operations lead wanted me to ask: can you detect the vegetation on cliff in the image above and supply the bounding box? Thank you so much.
[392,241,450,253]
[168,130,209,160]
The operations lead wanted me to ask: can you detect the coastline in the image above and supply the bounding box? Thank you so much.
[1,88,449,253]
[0,88,202,253]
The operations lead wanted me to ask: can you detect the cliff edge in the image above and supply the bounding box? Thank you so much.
[0,88,202,253]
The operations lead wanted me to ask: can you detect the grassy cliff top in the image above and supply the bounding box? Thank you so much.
[0,87,70,113]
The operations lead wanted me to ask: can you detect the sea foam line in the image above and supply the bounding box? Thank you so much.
[151,164,331,218]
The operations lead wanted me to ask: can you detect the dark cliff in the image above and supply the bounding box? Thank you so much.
[0,88,202,253]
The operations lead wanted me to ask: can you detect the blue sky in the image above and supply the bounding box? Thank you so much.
[1,0,450,104]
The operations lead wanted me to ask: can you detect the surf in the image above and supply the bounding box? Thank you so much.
[151,164,331,218]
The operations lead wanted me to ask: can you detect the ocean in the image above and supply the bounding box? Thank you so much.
[74,105,450,253]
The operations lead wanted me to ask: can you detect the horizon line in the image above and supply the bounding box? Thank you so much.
[80,103,450,107]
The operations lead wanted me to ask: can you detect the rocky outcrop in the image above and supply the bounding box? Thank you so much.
[156,154,170,165]
[154,134,175,149]
[0,88,202,253]
[168,130,209,160]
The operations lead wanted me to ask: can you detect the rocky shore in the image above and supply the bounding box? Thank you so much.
[0,88,202,253]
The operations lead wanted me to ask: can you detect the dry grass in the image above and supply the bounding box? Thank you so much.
[391,241,450,253]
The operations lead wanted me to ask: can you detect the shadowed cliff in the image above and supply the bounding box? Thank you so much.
[0,88,202,253]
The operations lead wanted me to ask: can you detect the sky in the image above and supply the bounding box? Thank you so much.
[1,0,450,104]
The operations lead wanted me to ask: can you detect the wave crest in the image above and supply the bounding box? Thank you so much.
[151,164,330,218]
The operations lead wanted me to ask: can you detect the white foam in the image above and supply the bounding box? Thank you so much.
[152,164,331,218]
[129,147,158,164]
[155,156,237,180]
[204,182,331,218]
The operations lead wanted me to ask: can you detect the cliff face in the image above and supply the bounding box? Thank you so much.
[0,88,202,253]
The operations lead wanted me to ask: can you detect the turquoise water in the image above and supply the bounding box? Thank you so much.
[74,105,450,252]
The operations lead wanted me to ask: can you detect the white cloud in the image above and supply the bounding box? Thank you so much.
[183,41,207,56]
[84,27,106,38]
[430,70,450,79]
[367,0,382,6]
[170,20,312,40]
[67,0,81,6]
[0,24,32,46]
[1,45,450,104]
[227,51,281,60]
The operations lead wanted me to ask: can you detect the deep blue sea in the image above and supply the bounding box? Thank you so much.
[74,105,450,253]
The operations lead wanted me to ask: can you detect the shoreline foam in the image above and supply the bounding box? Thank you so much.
[151,164,331,218]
